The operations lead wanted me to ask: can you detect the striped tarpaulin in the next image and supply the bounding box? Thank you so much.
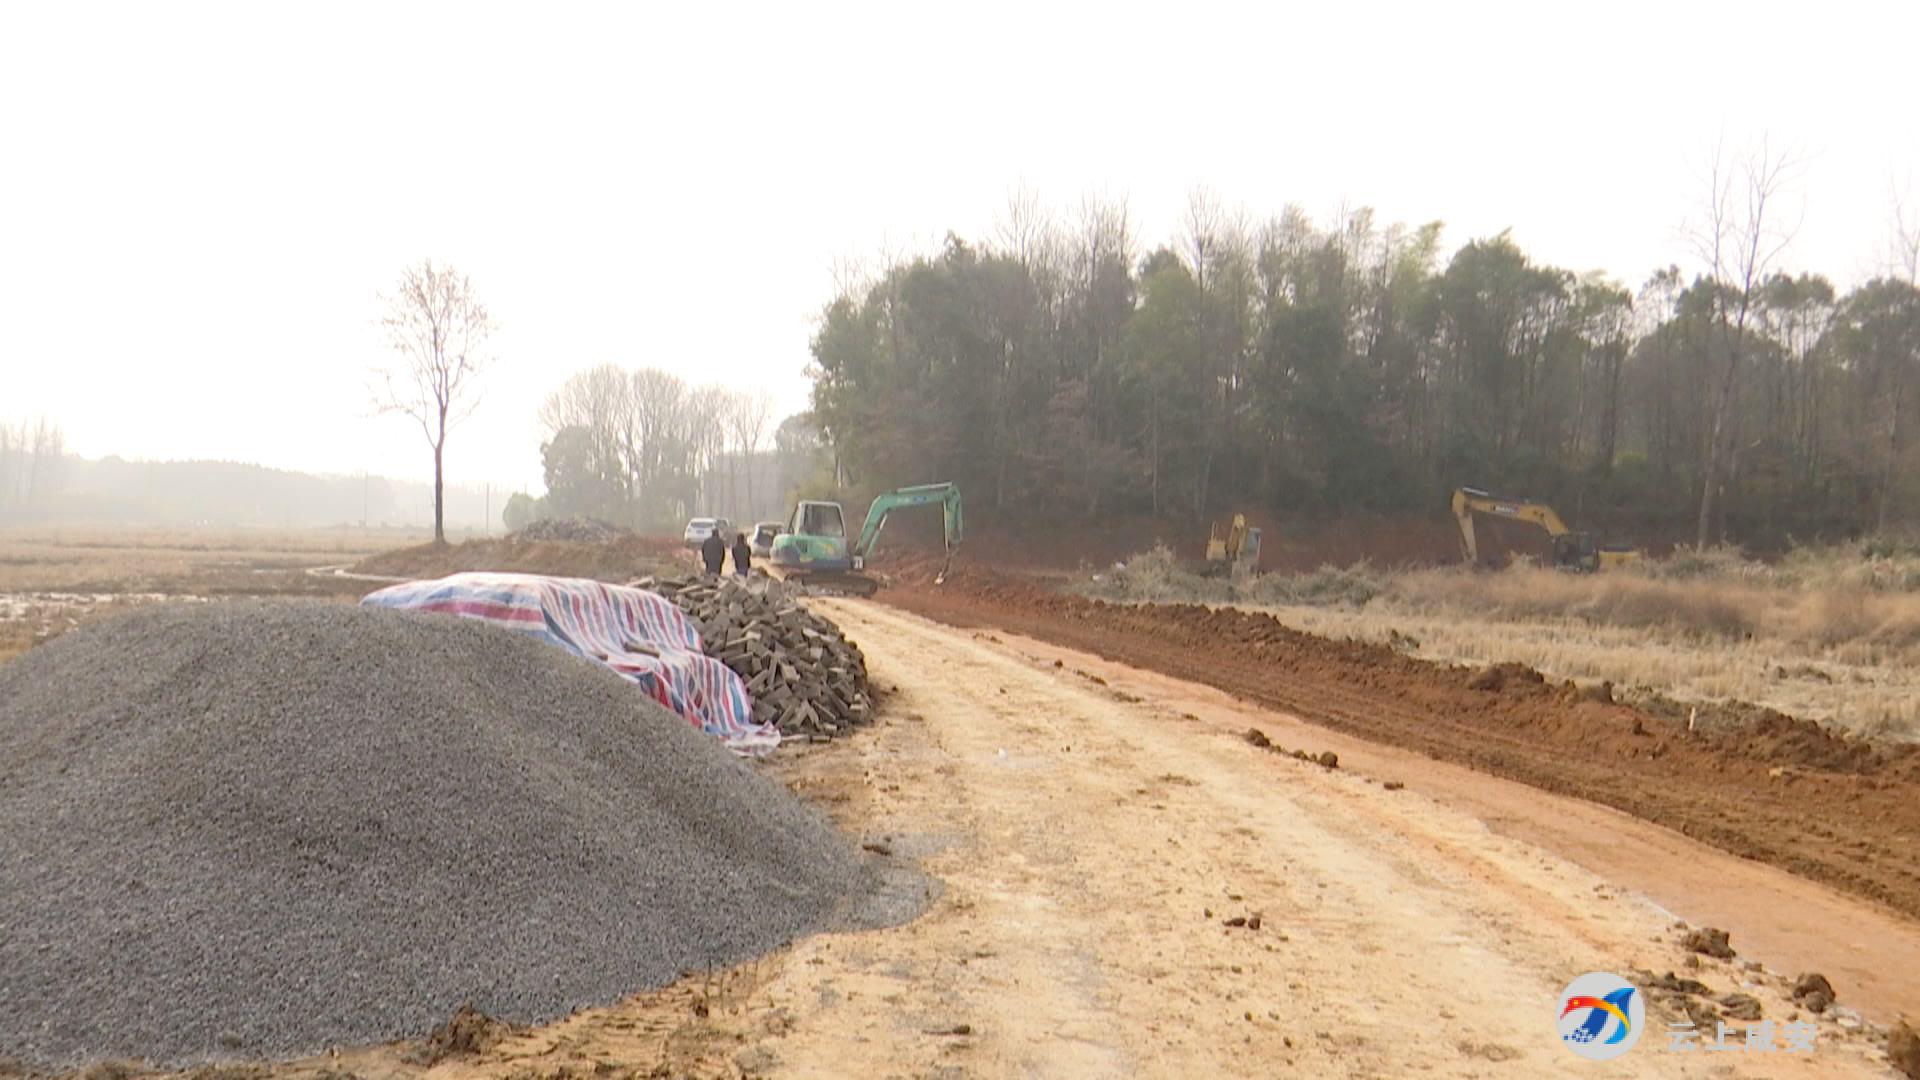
[360,572,778,754]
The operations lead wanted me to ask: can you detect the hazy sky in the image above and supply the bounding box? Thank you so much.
[4,0,1915,494]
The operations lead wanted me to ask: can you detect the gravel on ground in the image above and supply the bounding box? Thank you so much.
[0,600,877,1069]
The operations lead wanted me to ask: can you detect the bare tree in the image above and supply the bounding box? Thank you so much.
[1683,137,1800,547]
[25,417,62,504]
[373,259,495,543]
[538,365,638,521]
[629,368,691,525]
[727,390,773,521]
[994,184,1053,269]
[0,423,12,507]
[1891,174,1920,286]
[684,384,732,518]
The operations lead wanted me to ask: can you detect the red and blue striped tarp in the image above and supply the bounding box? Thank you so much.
[360,572,778,753]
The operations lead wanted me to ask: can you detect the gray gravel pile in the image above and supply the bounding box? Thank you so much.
[631,575,873,740]
[514,516,628,543]
[0,600,872,1069]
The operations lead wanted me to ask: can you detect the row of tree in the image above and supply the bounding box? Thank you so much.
[0,419,65,509]
[807,166,1920,546]
[529,365,827,531]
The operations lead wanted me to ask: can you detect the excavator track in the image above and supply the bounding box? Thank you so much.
[766,567,882,598]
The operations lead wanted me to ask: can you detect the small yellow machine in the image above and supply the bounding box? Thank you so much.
[1205,514,1262,576]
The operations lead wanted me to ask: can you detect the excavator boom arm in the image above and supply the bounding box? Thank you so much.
[853,483,963,560]
[1453,487,1573,564]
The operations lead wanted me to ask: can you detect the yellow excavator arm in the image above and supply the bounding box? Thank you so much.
[1452,488,1572,565]
[1207,514,1250,562]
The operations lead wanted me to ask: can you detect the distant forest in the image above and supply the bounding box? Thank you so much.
[808,185,1920,548]
[529,366,828,532]
[0,428,500,530]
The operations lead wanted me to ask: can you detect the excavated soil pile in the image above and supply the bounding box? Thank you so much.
[0,601,872,1069]
[633,575,873,739]
[353,533,684,582]
[514,516,630,543]
[880,556,1920,919]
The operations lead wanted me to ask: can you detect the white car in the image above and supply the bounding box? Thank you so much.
[682,517,731,548]
[749,521,785,558]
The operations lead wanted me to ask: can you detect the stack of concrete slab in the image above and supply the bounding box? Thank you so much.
[635,575,873,740]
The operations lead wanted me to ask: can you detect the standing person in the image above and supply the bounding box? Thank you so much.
[700,526,726,576]
[731,530,752,577]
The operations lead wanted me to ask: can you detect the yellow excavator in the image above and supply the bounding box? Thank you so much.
[1451,488,1641,573]
[1204,514,1262,576]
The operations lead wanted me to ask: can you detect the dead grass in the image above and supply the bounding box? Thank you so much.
[1083,544,1920,741]
[0,527,418,669]
[1388,566,1920,652]
[1257,599,1920,740]
[0,526,420,592]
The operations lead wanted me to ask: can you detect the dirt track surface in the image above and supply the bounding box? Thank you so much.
[745,601,1885,1075]
[877,562,1920,927]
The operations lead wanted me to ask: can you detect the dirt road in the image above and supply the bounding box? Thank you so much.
[706,600,1889,1077]
[878,561,1920,927]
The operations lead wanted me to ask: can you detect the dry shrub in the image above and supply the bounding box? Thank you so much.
[1240,562,1381,607]
[1084,548,1380,608]
[1781,588,1920,650]
[1082,546,1230,604]
[1642,544,1770,582]
[1577,575,1760,638]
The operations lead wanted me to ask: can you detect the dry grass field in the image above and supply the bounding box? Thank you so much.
[0,526,421,663]
[0,526,421,592]
[1084,543,1920,741]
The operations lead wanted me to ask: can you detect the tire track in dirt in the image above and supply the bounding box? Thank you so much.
[877,564,1920,924]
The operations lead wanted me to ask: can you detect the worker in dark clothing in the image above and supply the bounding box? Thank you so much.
[731,531,752,577]
[700,528,726,576]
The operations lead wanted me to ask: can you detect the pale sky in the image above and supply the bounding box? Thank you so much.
[3,0,1915,495]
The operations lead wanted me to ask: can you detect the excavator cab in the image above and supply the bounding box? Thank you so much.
[1550,532,1601,574]
[773,501,853,571]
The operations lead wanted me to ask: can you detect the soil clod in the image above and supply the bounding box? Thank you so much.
[1791,972,1835,1014]
[1681,926,1737,959]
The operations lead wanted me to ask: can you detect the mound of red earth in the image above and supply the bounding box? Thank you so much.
[354,534,686,583]
[876,556,1920,919]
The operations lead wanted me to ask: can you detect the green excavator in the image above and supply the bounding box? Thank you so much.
[768,482,963,597]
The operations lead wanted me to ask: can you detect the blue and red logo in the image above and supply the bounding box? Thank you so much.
[1557,972,1644,1060]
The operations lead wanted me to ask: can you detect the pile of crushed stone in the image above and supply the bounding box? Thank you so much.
[0,601,877,1068]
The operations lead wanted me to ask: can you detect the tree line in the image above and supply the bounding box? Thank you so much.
[806,170,1920,548]
[526,366,828,532]
[0,418,65,511]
